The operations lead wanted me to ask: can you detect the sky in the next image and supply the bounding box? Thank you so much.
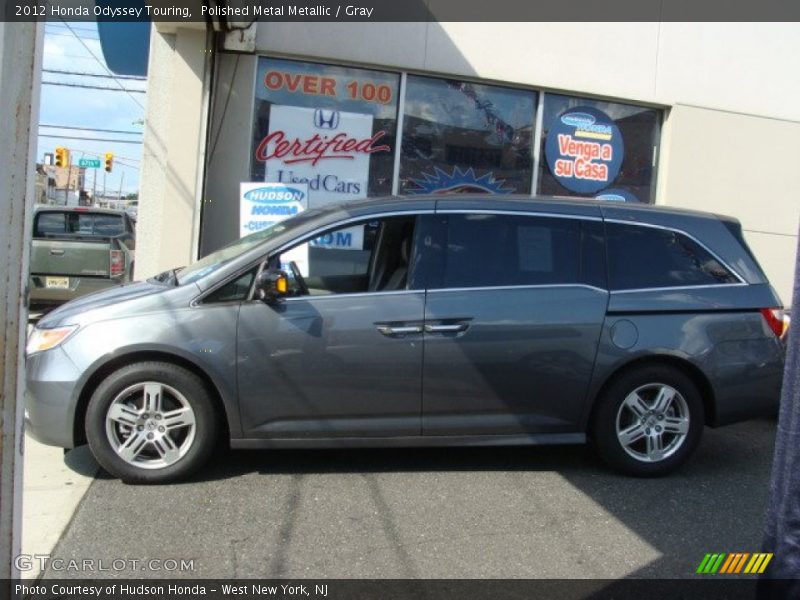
[37,21,147,198]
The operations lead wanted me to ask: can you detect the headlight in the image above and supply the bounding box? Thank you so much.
[26,325,78,356]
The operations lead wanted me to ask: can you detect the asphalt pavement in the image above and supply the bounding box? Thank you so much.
[41,418,776,579]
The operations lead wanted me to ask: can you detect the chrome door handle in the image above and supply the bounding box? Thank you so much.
[424,323,469,333]
[377,325,423,337]
[49,249,65,256]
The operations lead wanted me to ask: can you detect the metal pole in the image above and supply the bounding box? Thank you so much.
[0,21,43,588]
[760,224,800,596]
[118,171,125,203]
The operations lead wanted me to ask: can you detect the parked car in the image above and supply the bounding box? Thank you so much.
[125,200,138,223]
[25,196,787,483]
[28,205,136,310]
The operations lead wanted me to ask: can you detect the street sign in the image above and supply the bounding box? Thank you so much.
[78,158,102,168]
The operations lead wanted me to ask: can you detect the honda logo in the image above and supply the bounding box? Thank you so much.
[313,109,340,130]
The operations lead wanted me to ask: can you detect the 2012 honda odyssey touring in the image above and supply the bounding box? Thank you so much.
[25,196,787,483]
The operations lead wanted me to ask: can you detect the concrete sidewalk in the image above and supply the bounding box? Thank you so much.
[21,435,98,580]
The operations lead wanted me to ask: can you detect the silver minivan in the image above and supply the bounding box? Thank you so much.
[25,196,787,483]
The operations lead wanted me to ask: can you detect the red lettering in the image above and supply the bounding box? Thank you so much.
[303,76,318,95]
[320,77,336,96]
[285,74,302,92]
[255,130,391,166]
[264,71,283,90]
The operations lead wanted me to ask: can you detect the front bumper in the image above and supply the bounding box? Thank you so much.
[24,346,83,448]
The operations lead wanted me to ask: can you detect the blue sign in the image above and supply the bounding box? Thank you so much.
[243,186,306,204]
[595,188,641,203]
[545,106,624,195]
[240,182,307,238]
[96,12,150,77]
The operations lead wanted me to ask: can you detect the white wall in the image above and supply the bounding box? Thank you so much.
[136,26,208,279]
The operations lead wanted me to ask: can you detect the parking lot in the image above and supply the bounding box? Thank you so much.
[39,418,776,580]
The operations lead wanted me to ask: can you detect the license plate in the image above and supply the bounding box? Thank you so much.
[45,277,69,289]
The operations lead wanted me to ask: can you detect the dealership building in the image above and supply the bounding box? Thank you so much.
[134,21,800,305]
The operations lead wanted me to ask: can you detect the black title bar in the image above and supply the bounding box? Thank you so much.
[4,0,800,23]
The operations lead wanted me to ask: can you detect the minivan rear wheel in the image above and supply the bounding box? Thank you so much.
[590,365,704,476]
[86,361,217,484]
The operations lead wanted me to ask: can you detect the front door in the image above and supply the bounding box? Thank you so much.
[422,212,609,435]
[237,214,427,438]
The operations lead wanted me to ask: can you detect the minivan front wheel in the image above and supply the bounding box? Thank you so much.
[86,362,217,484]
[591,365,704,476]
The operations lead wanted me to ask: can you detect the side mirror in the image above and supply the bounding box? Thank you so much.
[255,268,290,303]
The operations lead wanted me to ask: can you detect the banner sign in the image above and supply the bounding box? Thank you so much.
[239,182,307,238]
[544,106,624,194]
[257,104,384,251]
[259,105,387,208]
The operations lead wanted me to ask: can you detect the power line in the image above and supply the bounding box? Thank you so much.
[40,124,143,135]
[43,69,146,81]
[43,31,100,40]
[46,23,97,33]
[39,133,143,145]
[57,18,146,112]
[42,81,146,93]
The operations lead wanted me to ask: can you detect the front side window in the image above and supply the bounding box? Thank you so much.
[431,214,583,289]
[606,223,739,290]
[251,58,400,210]
[399,76,536,195]
[203,269,258,304]
[273,215,419,296]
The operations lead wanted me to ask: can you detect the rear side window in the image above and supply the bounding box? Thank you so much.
[434,214,582,288]
[606,222,740,290]
[34,212,125,238]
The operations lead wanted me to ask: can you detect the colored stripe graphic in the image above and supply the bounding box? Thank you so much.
[698,553,773,574]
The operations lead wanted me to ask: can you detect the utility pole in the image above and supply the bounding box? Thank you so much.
[118,170,125,203]
[760,227,800,595]
[0,20,43,588]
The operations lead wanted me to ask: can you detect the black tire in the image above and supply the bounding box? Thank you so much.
[85,361,217,484]
[590,364,704,477]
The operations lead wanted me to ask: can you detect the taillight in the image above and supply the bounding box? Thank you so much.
[109,250,125,277]
[760,308,789,339]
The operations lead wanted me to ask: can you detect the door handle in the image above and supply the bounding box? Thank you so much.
[49,249,65,256]
[377,325,423,337]
[424,323,469,333]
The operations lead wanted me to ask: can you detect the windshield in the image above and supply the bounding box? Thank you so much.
[177,221,291,285]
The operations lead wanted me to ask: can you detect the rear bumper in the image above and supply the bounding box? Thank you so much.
[709,338,785,427]
[28,274,121,306]
[24,346,83,448]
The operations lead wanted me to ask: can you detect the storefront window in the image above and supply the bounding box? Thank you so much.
[399,76,536,195]
[251,58,400,209]
[537,94,661,203]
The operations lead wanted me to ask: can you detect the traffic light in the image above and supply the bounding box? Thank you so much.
[104,152,114,173]
[54,147,70,168]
